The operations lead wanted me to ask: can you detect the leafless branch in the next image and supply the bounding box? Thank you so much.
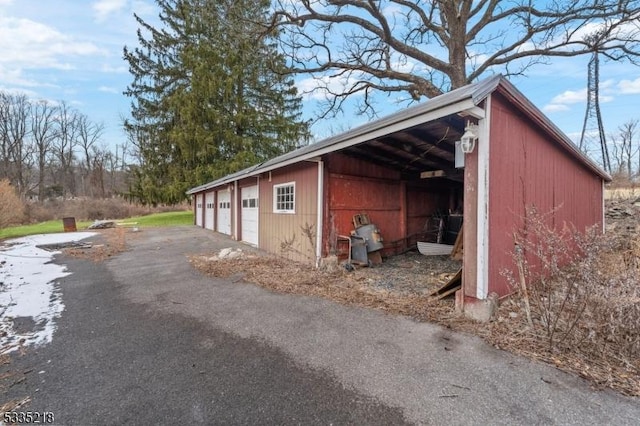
[271,0,640,117]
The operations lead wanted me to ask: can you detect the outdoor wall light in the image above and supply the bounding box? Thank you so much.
[460,122,479,154]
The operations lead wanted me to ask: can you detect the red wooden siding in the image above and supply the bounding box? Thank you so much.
[192,195,197,225]
[213,190,218,232]
[259,162,318,263]
[487,93,604,296]
[325,153,403,253]
[406,182,460,238]
[328,173,400,245]
[324,152,459,256]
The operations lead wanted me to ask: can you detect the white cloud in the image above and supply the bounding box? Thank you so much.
[390,59,418,74]
[564,21,605,44]
[597,80,616,102]
[543,103,570,113]
[296,76,330,100]
[544,87,586,113]
[101,64,127,73]
[0,85,39,98]
[551,88,587,105]
[382,4,402,19]
[600,94,614,103]
[561,18,639,46]
[131,0,156,17]
[98,86,119,93]
[0,17,104,71]
[514,41,536,54]
[0,65,38,87]
[297,75,365,100]
[618,77,640,94]
[543,82,616,113]
[93,0,128,22]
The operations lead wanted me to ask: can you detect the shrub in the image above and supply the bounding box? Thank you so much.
[19,197,189,224]
[501,207,640,392]
[23,199,59,223]
[0,180,24,228]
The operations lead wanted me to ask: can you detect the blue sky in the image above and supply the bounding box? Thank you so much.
[1,0,639,158]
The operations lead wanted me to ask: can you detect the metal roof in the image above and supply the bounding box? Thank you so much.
[187,74,609,195]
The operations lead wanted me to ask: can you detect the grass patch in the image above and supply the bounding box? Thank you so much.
[0,219,93,240]
[0,211,193,240]
[126,211,194,227]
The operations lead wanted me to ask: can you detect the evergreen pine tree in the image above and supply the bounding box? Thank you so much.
[124,0,308,205]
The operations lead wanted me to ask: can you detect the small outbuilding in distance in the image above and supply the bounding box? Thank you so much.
[187,75,610,317]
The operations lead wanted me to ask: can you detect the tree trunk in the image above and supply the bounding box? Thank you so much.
[444,1,469,90]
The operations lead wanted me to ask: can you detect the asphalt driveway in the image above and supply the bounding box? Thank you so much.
[3,226,639,425]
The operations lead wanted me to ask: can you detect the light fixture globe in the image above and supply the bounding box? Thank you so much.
[460,122,478,154]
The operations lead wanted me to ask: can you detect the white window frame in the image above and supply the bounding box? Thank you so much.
[273,182,295,214]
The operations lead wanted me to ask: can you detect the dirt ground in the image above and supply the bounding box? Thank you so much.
[62,227,135,261]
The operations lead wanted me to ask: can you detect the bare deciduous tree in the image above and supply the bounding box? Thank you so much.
[53,101,80,197]
[108,141,130,195]
[610,119,639,179]
[0,93,33,195]
[0,93,10,181]
[31,100,58,201]
[271,0,640,116]
[77,113,105,197]
[90,145,109,198]
[1,90,129,200]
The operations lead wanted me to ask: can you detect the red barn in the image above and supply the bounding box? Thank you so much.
[187,75,610,318]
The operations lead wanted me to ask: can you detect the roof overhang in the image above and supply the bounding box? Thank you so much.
[187,74,610,195]
[187,93,489,194]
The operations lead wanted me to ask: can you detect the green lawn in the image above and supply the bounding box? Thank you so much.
[0,211,194,240]
[127,211,194,227]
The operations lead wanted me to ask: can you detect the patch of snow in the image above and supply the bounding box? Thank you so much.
[0,232,96,354]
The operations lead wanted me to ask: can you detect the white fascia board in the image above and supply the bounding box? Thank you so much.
[460,106,485,119]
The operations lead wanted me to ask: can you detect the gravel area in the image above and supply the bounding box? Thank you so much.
[357,250,461,295]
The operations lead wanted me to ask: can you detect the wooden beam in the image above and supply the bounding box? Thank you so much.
[420,169,462,179]
[451,227,463,261]
[421,170,447,178]
[429,268,463,299]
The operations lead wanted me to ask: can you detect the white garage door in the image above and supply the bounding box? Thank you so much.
[204,192,214,230]
[241,185,258,246]
[217,190,231,235]
[195,193,203,227]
